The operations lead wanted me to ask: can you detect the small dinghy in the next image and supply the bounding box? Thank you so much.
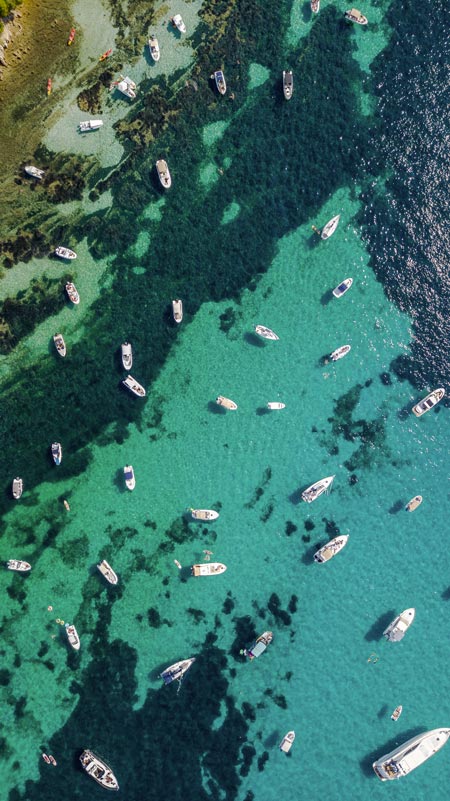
[12,477,23,499]
[53,333,66,357]
[190,509,219,521]
[254,324,279,340]
[65,623,80,651]
[124,465,135,491]
[6,560,31,572]
[172,299,183,323]
[65,282,80,304]
[405,495,422,512]
[280,731,295,753]
[267,402,285,410]
[329,344,351,362]
[121,342,132,370]
[391,705,403,722]
[216,395,238,410]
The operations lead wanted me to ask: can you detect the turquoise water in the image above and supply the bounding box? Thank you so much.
[1,1,449,800]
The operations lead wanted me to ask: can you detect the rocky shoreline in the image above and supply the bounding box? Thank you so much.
[0,9,25,76]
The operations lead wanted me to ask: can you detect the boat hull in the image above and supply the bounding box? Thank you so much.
[160,657,195,685]
[405,495,422,512]
[122,375,146,397]
[332,278,353,298]
[373,729,450,780]
[302,475,335,503]
[280,731,295,753]
[80,750,119,790]
[330,345,351,361]
[314,534,349,563]
[191,509,219,521]
[321,214,340,239]
[216,395,238,410]
[254,324,279,340]
[191,562,227,577]
[383,608,415,642]
[412,388,445,417]
[97,560,118,585]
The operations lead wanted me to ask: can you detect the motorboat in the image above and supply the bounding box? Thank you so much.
[49,755,57,766]
[213,70,226,95]
[344,8,368,24]
[80,750,119,790]
[124,465,135,491]
[51,442,62,466]
[267,402,285,410]
[160,657,195,685]
[24,165,45,179]
[311,0,320,12]
[63,499,70,511]
[53,333,66,357]
[314,534,349,563]
[373,729,450,781]
[383,608,415,642]
[6,560,31,572]
[283,70,293,100]
[148,35,160,61]
[65,623,80,651]
[12,477,23,499]
[99,48,112,61]
[244,631,273,660]
[330,344,351,361]
[412,388,445,417]
[391,705,403,722]
[405,495,422,512]
[216,396,238,410]
[55,246,77,259]
[302,475,335,503]
[42,753,51,764]
[121,342,132,370]
[321,214,340,239]
[79,120,103,132]
[280,731,295,753]
[172,299,183,323]
[254,324,279,340]
[97,560,118,585]
[65,282,80,304]
[156,159,171,188]
[67,27,76,45]
[191,509,219,521]
[115,76,137,99]
[122,375,146,397]
[332,278,353,298]
[171,14,186,33]
[191,562,227,577]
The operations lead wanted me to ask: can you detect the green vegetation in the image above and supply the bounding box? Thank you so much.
[0,0,21,31]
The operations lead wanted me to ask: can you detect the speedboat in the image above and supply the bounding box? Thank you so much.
[191,509,219,521]
[121,342,132,370]
[115,76,136,99]
[51,442,62,466]
[383,608,415,642]
[311,0,320,12]
[216,395,238,410]
[160,657,195,685]
[156,159,171,188]
[314,534,349,563]
[405,495,422,512]
[267,402,285,410]
[191,562,227,577]
[172,299,183,323]
[24,165,45,179]
[244,631,273,660]
[6,560,31,572]
[79,120,103,132]
[302,475,335,503]
[53,333,66,357]
[254,324,279,340]
[55,246,77,259]
[321,214,340,239]
[391,705,403,722]
[148,35,160,61]
[97,559,118,585]
[373,729,450,781]
[171,14,186,33]
[283,70,293,100]
[12,477,23,499]
[214,70,226,95]
[67,27,76,45]
[412,388,445,417]
[65,623,80,651]
[332,278,353,298]
[280,731,295,753]
[330,344,351,361]
[122,375,146,397]
[65,282,80,304]
[344,8,368,24]
[80,750,119,791]
[124,465,135,491]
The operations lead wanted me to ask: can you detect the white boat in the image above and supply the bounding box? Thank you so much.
[412,388,445,417]
[254,324,279,340]
[330,344,351,362]
[267,402,285,410]
[121,342,132,370]
[97,559,118,585]
[311,0,320,12]
[214,70,226,95]
[148,35,160,61]
[160,657,195,685]
[280,731,295,753]
[344,8,368,24]
[244,631,273,660]
[373,728,450,781]
[124,465,135,491]
[171,14,186,33]
[172,299,183,323]
[191,509,219,521]
[191,562,227,577]
[156,159,171,189]
[12,477,23,499]
[6,560,31,572]
[383,608,415,642]
[122,375,146,397]
[65,282,80,304]
[55,246,77,260]
[80,750,119,791]
[79,120,103,132]
[65,623,80,651]
[216,395,238,410]
[116,76,136,99]
[283,70,293,100]
[53,333,66,357]
[24,165,44,179]
[302,475,335,503]
[321,214,340,240]
[332,278,353,298]
[51,442,62,466]
[314,534,349,563]
[405,495,422,512]
[391,705,403,722]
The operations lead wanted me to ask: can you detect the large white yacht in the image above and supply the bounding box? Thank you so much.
[122,375,146,397]
[116,76,136,99]
[373,729,450,780]
[121,342,132,370]
[160,657,195,685]
[383,608,415,642]
[191,562,227,577]
[65,623,80,651]
[321,214,340,239]
[302,475,335,503]
[25,165,45,179]
[330,344,351,362]
[412,388,445,417]
[80,750,119,790]
[6,560,31,572]
[314,534,349,563]
[254,324,279,340]
[190,509,219,521]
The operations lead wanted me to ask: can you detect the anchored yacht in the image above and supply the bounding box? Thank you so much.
[373,729,450,780]
[383,608,415,642]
